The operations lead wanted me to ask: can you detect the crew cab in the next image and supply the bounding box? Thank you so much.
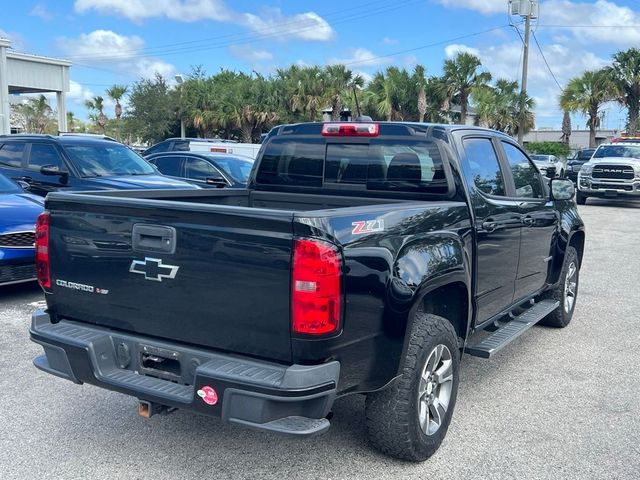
[577,141,640,204]
[0,135,199,196]
[29,122,584,461]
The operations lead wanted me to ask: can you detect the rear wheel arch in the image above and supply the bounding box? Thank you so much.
[568,230,585,268]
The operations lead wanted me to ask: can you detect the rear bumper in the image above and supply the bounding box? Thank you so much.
[30,310,338,436]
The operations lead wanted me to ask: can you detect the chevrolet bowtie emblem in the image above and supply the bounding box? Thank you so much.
[129,258,179,282]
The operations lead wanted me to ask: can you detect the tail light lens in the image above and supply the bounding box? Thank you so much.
[35,211,50,290]
[292,239,342,336]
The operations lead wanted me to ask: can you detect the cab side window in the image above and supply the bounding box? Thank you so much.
[501,142,544,199]
[463,137,506,196]
[185,158,224,181]
[28,144,65,171]
[0,143,25,167]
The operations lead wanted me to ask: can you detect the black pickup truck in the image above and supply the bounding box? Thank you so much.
[30,122,584,461]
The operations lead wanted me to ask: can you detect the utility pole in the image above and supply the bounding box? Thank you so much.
[511,0,538,145]
[518,11,531,146]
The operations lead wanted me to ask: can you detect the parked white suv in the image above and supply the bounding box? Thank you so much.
[577,142,640,204]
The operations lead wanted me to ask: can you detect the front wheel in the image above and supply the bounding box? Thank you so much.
[365,313,460,461]
[540,246,580,328]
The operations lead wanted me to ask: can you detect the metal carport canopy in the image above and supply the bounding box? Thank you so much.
[0,38,71,134]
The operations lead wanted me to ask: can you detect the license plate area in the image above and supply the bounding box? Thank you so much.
[139,344,182,383]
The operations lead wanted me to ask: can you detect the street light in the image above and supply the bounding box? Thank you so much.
[175,74,185,139]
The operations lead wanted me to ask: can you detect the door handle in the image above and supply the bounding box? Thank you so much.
[522,216,535,227]
[482,221,498,232]
[132,224,177,254]
[21,176,33,182]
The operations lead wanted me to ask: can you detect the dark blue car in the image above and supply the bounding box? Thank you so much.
[0,135,198,196]
[0,173,43,286]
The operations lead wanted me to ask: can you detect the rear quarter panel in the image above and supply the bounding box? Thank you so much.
[292,202,472,394]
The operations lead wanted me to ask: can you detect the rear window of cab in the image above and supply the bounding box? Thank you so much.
[256,137,449,194]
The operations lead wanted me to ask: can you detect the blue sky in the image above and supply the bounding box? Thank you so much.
[3,0,640,130]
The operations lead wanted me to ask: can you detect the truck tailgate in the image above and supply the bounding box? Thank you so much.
[47,196,294,362]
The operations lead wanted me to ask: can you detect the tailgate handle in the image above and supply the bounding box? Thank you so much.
[132,224,176,254]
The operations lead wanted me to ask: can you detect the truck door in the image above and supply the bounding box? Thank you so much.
[25,142,71,196]
[499,141,557,301]
[459,136,522,324]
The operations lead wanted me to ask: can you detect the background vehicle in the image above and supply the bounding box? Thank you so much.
[0,135,199,196]
[577,142,640,204]
[146,152,254,188]
[30,122,583,462]
[143,138,238,156]
[144,137,261,159]
[529,154,565,177]
[0,173,43,287]
[566,148,595,183]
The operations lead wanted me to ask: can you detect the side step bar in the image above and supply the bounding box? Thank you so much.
[466,299,560,358]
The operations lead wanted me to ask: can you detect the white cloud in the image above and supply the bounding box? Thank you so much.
[57,30,175,79]
[74,0,230,22]
[435,0,506,15]
[74,1,335,42]
[328,48,391,68]
[382,37,399,46]
[68,80,95,104]
[29,3,54,21]
[542,0,640,45]
[242,9,334,42]
[445,44,480,58]
[229,45,273,62]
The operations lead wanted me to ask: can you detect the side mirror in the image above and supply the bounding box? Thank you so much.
[205,177,227,188]
[16,180,30,190]
[545,166,557,178]
[550,178,575,201]
[40,165,69,184]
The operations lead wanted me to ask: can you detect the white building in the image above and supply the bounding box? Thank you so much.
[0,38,71,135]
[523,129,619,149]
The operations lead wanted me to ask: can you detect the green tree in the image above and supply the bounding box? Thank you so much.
[363,67,413,121]
[526,141,571,158]
[474,79,535,135]
[324,64,364,120]
[84,96,108,134]
[605,48,640,133]
[560,69,615,148]
[16,95,55,133]
[125,74,178,143]
[442,52,492,124]
[105,84,128,120]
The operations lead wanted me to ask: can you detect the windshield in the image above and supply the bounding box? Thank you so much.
[64,144,156,177]
[213,156,254,183]
[592,145,640,160]
[576,149,595,160]
[0,174,20,194]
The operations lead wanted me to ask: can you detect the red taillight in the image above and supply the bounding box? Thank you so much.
[292,239,342,336]
[210,147,228,153]
[321,123,379,137]
[35,211,50,290]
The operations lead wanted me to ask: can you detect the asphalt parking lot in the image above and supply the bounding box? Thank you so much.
[1,199,639,480]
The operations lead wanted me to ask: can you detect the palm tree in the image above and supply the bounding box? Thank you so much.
[19,95,54,133]
[442,52,492,124]
[560,69,615,148]
[290,66,325,121]
[324,65,364,120]
[413,65,428,123]
[66,111,75,132]
[363,67,412,121]
[605,48,640,133]
[106,84,128,120]
[84,96,107,134]
[474,79,535,136]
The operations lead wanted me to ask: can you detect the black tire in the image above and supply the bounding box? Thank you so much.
[365,313,460,461]
[540,246,579,328]
[576,191,587,205]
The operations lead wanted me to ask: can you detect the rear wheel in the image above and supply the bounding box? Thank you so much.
[365,313,460,461]
[576,191,587,205]
[540,246,579,328]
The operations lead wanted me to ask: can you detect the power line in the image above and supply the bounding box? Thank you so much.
[340,24,513,67]
[66,0,424,62]
[531,31,563,91]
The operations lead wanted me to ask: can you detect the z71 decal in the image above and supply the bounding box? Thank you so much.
[352,219,385,235]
